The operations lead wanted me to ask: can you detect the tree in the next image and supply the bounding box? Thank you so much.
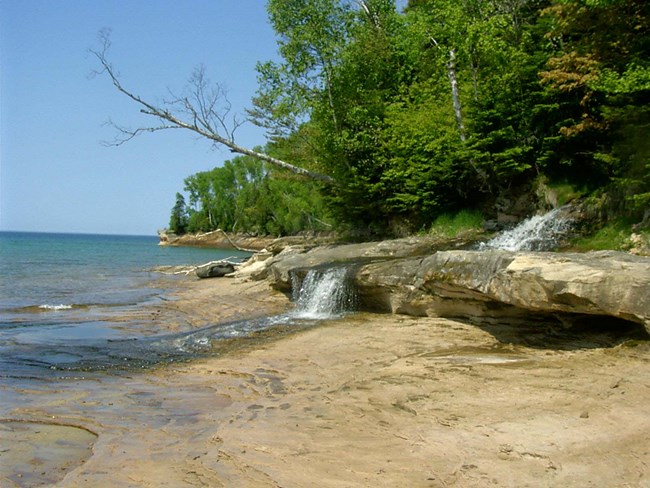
[177,154,332,235]
[90,30,334,184]
[168,192,189,234]
[99,1,650,237]
[249,0,353,139]
[539,0,650,199]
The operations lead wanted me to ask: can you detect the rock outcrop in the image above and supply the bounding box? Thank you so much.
[252,238,650,334]
[158,230,275,251]
[356,250,650,333]
[158,230,341,252]
[257,236,477,290]
[195,262,236,279]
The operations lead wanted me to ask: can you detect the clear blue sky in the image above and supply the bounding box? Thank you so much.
[0,0,280,235]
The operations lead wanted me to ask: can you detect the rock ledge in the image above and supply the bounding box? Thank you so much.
[243,238,650,334]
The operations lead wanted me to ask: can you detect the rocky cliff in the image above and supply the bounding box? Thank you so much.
[158,230,276,251]
[237,238,650,336]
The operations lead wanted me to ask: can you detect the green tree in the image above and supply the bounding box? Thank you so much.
[250,0,353,139]
[176,153,332,236]
[184,170,218,232]
[311,1,415,231]
[168,192,189,234]
[540,0,650,210]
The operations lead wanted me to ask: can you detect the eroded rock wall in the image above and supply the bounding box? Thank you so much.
[257,239,650,334]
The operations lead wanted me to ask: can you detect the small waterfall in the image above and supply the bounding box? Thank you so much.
[291,267,358,319]
[479,207,572,252]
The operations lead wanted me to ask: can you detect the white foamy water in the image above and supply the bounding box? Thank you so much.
[479,207,572,252]
[0,262,360,378]
[291,267,358,319]
[38,304,73,311]
[169,267,359,355]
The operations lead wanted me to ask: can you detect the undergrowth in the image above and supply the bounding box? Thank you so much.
[426,210,485,238]
[570,218,640,251]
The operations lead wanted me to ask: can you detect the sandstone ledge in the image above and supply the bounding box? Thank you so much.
[356,250,650,334]
[159,230,275,251]
[247,238,650,335]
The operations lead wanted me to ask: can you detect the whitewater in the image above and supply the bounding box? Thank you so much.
[478,207,573,251]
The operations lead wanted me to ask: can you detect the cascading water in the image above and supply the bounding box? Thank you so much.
[290,267,358,319]
[478,207,573,252]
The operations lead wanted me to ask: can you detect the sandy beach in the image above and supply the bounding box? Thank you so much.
[2,275,650,487]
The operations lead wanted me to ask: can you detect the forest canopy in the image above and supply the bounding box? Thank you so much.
[160,0,650,236]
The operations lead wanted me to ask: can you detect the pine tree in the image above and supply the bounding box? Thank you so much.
[169,192,189,235]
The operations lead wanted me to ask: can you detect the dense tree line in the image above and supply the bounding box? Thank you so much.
[168,155,331,235]
[166,0,649,236]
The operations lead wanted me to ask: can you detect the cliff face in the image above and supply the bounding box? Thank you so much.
[238,238,650,335]
[158,230,276,251]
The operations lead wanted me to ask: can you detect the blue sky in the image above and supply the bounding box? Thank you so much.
[0,0,280,235]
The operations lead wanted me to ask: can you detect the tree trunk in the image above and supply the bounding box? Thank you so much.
[447,48,466,142]
[446,48,490,190]
[91,37,335,185]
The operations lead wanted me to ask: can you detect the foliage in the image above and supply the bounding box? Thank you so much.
[539,0,650,190]
[165,0,650,237]
[177,154,332,236]
[570,218,637,251]
[426,209,485,238]
[249,0,353,139]
[168,192,189,234]
[545,180,585,206]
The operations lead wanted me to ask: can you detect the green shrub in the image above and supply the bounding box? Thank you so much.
[427,209,484,238]
[571,218,634,251]
[547,181,585,206]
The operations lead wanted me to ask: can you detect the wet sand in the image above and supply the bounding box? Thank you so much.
[2,276,650,487]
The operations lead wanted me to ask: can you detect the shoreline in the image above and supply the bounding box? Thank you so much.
[2,276,650,487]
[158,230,277,251]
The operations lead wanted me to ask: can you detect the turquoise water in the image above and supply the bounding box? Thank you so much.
[0,232,249,314]
[0,232,357,380]
[0,232,251,378]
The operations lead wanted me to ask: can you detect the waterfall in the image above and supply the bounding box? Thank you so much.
[479,207,572,252]
[290,267,358,319]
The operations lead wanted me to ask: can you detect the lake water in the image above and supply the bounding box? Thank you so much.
[0,231,251,379]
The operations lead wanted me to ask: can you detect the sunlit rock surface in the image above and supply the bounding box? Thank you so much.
[357,250,650,333]
[261,240,650,334]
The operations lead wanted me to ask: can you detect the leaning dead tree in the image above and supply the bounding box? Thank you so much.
[90,31,334,184]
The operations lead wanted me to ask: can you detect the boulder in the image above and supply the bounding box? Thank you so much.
[195,262,236,279]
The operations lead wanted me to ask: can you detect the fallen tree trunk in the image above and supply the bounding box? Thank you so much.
[91,32,335,184]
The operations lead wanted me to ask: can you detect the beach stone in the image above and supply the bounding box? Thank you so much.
[195,262,235,279]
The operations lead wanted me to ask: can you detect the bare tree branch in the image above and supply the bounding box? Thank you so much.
[90,30,335,184]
